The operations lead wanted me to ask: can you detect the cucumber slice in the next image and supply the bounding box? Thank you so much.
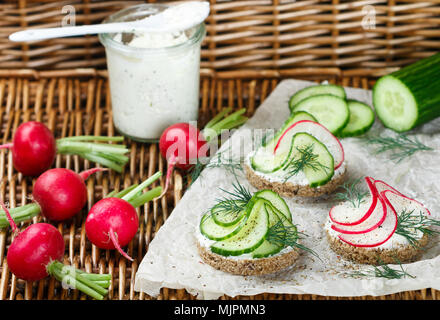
[252,112,317,173]
[211,200,247,227]
[289,84,346,112]
[373,53,440,132]
[292,94,349,134]
[210,199,268,256]
[200,213,246,241]
[289,132,334,187]
[254,189,291,222]
[338,100,375,138]
[251,141,292,173]
[252,204,283,258]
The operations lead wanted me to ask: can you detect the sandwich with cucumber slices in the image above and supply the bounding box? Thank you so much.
[197,184,315,275]
[245,112,346,197]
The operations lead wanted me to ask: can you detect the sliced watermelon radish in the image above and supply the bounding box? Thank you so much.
[273,120,344,170]
[331,194,387,234]
[338,196,397,248]
[382,189,431,217]
[373,178,431,216]
[329,177,378,226]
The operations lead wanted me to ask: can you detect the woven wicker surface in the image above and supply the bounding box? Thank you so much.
[1,0,440,75]
[0,70,438,300]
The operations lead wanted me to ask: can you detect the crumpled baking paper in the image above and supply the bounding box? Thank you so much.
[134,79,440,299]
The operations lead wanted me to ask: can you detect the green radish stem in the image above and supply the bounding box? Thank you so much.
[56,136,129,173]
[105,184,139,198]
[0,203,41,229]
[58,136,124,142]
[121,172,162,203]
[203,108,247,142]
[128,186,162,208]
[47,261,111,300]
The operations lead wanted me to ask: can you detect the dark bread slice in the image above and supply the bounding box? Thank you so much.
[325,230,429,265]
[244,163,346,198]
[197,242,300,276]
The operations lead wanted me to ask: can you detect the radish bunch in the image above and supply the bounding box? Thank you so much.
[0,121,129,176]
[329,177,431,247]
[85,171,162,261]
[3,203,111,300]
[0,167,104,227]
[159,107,248,196]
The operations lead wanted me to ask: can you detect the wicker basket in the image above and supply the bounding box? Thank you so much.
[0,0,439,300]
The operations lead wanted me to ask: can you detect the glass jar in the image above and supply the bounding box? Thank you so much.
[99,4,206,142]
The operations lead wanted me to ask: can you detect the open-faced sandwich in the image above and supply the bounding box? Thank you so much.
[325,177,436,265]
[245,112,346,197]
[197,183,314,275]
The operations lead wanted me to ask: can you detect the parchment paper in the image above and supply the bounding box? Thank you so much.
[134,79,440,299]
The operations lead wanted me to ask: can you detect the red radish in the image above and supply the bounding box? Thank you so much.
[0,168,104,226]
[85,171,162,261]
[33,168,105,221]
[331,193,387,235]
[85,197,138,261]
[0,121,56,176]
[338,195,397,248]
[3,202,110,299]
[158,108,248,197]
[159,122,209,172]
[274,120,345,170]
[7,222,64,281]
[0,121,129,176]
[329,177,378,226]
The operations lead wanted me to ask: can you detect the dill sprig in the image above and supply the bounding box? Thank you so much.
[283,144,329,182]
[395,209,440,248]
[187,146,243,185]
[349,257,415,279]
[365,133,433,163]
[266,218,320,260]
[334,177,369,208]
[210,181,253,219]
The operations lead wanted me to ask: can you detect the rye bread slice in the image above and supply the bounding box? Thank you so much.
[325,230,429,265]
[244,163,346,198]
[197,242,300,276]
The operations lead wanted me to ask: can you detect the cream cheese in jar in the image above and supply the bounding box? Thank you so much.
[99,4,206,142]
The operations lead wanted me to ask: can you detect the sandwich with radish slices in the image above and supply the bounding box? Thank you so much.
[245,112,346,197]
[325,177,437,264]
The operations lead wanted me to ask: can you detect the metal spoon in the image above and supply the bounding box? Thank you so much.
[9,1,210,42]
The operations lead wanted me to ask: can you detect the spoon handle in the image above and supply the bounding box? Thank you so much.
[9,22,137,42]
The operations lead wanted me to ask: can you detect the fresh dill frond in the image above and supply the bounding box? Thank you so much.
[266,218,320,260]
[395,209,440,248]
[283,144,329,182]
[349,256,415,279]
[218,181,253,204]
[209,181,253,220]
[187,146,243,185]
[334,177,369,208]
[365,133,433,163]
